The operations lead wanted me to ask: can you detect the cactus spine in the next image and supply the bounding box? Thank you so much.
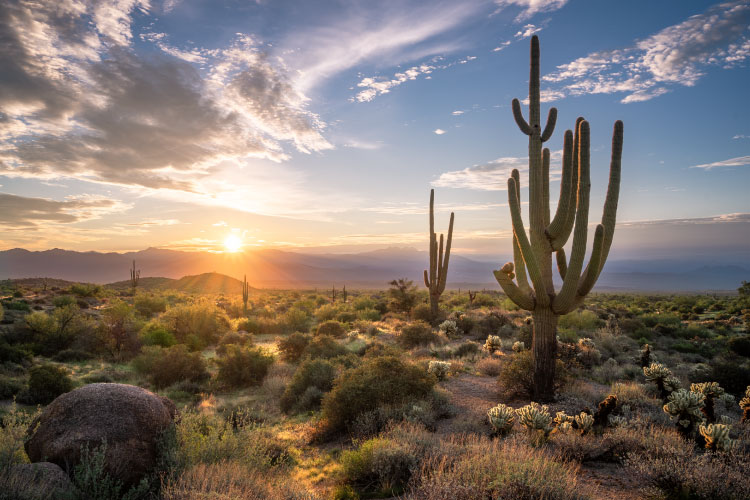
[424,189,454,319]
[494,36,623,401]
[130,260,140,295]
[242,274,250,316]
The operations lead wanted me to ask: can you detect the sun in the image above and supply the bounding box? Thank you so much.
[223,234,243,253]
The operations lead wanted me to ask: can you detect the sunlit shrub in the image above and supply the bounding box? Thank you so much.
[280,358,336,413]
[398,321,438,348]
[216,345,274,388]
[21,364,73,404]
[132,345,208,389]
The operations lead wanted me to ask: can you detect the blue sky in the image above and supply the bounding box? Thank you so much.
[1,0,749,262]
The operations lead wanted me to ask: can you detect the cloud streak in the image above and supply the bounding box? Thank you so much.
[0,192,129,228]
[542,1,750,103]
[690,155,750,170]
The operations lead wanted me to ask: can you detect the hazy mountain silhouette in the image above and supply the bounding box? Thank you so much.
[0,247,746,291]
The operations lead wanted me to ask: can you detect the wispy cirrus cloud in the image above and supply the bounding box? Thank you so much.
[542,1,750,103]
[689,155,750,170]
[432,151,562,191]
[515,23,543,39]
[494,0,569,22]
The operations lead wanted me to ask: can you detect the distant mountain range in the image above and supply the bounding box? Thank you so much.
[0,247,747,292]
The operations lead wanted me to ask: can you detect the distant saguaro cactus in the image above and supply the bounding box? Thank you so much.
[424,189,454,320]
[130,260,140,295]
[494,36,624,401]
[242,274,250,315]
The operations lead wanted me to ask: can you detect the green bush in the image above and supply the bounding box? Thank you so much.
[24,305,94,356]
[280,358,336,413]
[161,302,231,347]
[0,376,24,399]
[303,336,348,360]
[398,321,438,348]
[454,341,481,358]
[134,294,168,318]
[411,304,433,323]
[23,364,73,404]
[558,310,603,332]
[52,348,93,362]
[70,283,101,297]
[216,345,274,388]
[278,332,311,362]
[476,311,511,337]
[132,345,208,389]
[139,321,177,347]
[692,360,750,396]
[316,320,347,338]
[216,331,253,355]
[283,307,310,333]
[52,295,76,307]
[0,342,31,365]
[321,356,435,432]
[339,437,416,496]
[728,336,750,357]
[1,300,30,312]
[498,350,566,399]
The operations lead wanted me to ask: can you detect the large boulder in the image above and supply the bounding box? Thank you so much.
[25,383,176,487]
[4,462,73,499]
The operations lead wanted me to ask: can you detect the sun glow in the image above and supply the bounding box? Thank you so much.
[223,234,243,253]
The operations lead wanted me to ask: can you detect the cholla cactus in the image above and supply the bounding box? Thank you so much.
[740,386,750,423]
[663,389,705,438]
[439,320,459,338]
[484,335,502,353]
[574,412,594,435]
[576,337,601,367]
[664,376,682,393]
[512,341,525,352]
[691,382,725,423]
[609,415,627,427]
[699,423,735,452]
[578,338,595,349]
[639,343,654,368]
[644,363,676,400]
[427,360,451,381]
[554,411,572,427]
[516,402,554,443]
[717,392,735,410]
[487,404,516,435]
[347,331,360,341]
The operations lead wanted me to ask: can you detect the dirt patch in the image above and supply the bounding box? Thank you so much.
[578,461,644,500]
[437,373,500,434]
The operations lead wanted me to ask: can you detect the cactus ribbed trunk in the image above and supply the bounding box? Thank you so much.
[493,35,623,402]
[424,189,454,322]
[532,307,558,401]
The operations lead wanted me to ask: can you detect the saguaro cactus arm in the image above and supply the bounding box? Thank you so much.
[424,189,454,313]
[511,169,531,293]
[547,129,574,243]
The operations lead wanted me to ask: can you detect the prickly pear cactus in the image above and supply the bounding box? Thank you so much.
[484,335,502,353]
[699,423,735,452]
[487,403,516,435]
[663,388,705,438]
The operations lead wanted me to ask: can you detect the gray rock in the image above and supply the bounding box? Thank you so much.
[25,383,176,487]
[3,462,73,499]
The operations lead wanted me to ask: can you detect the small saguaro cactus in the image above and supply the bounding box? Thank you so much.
[331,285,336,303]
[493,36,624,402]
[468,290,477,306]
[342,285,347,303]
[691,382,724,424]
[488,403,516,435]
[424,189,455,320]
[130,260,140,294]
[242,274,250,315]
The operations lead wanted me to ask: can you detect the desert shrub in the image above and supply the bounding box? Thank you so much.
[52,348,93,362]
[321,356,435,432]
[283,307,310,333]
[692,359,750,396]
[22,364,73,404]
[476,357,502,376]
[216,331,254,355]
[0,376,24,399]
[161,302,231,347]
[0,342,31,365]
[356,308,381,322]
[70,283,101,297]
[498,350,566,399]
[399,321,438,348]
[277,332,311,362]
[216,345,274,388]
[363,342,402,359]
[280,358,336,413]
[454,340,481,358]
[316,320,347,338]
[559,310,603,332]
[475,310,511,337]
[339,437,417,496]
[134,294,168,318]
[98,300,142,360]
[0,403,40,467]
[411,304,433,323]
[52,294,76,307]
[24,305,94,356]
[302,336,349,361]
[139,321,177,348]
[336,311,357,324]
[1,300,29,312]
[132,345,208,389]
[348,390,452,439]
[626,444,750,500]
[387,278,418,314]
[728,336,750,357]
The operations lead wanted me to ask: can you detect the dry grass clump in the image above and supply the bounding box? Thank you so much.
[162,461,319,500]
[476,357,502,377]
[406,434,596,500]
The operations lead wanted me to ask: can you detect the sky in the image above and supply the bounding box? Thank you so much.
[1,0,749,262]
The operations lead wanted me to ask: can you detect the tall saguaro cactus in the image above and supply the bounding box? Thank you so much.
[424,189,454,319]
[130,260,140,295]
[494,36,623,401]
[242,274,250,315]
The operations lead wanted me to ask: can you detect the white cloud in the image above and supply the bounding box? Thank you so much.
[452,110,464,115]
[515,24,542,39]
[493,41,512,52]
[689,155,750,170]
[354,63,436,102]
[432,151,562,191]
[733,134,749,139]
[543,1,750,103]
[494,0,568,22]
[434,129,446,135]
